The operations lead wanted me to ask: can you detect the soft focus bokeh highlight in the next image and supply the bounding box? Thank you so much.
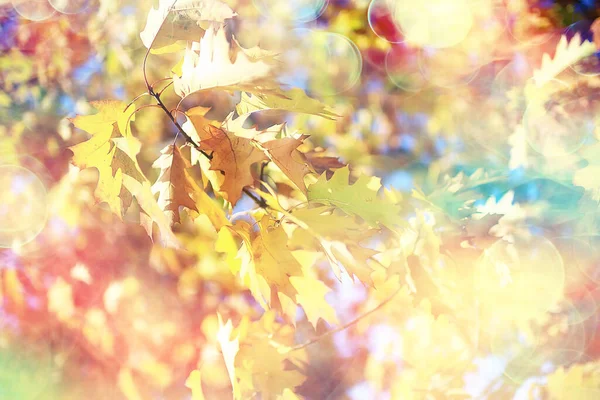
[2,0,600,399]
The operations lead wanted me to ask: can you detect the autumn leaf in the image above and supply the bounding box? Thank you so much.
[546,361,600,399]
[173,25,278,98]
[125,176,181,248]
[69,101,137,216]
[199,125,267,205]
[216,314,241,400]
[240,216,303,312]
[290,274,338,327]
[532,33,596,85]
[304,151,346,177]
[261,134,314,194]
[140,0,236,51]
[218,312,307,399]
[283,205,377,283]
[307,166,403,230]
[327,240,377,284]
[151,145,198,225]
[69,101,179,247]
[235,88,338,119]
[288,206,370,243]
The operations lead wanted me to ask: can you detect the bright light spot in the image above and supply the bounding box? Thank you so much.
[393,0,473,48]
[0,165,48,248]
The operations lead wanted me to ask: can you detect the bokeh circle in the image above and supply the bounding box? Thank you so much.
[11,0,56,21]
[475,236,565,322]
[0,164,49,248]
[283,29,362,96]
[523,79,595,157]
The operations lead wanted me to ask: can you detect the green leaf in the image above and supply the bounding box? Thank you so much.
[307,166,403,230]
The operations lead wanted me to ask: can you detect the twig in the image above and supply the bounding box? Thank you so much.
[124,104,162,135]
[243,188,268,208]
[157,80,174,97]
[149,87,211,157]
[149,89,268,209]
[259,161,270,190]
[283,285,404,353]
[123,92,151,112]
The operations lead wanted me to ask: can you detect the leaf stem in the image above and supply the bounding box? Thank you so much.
[284,285,404,353]
[243,188,268,208]
[149,87,212,159]
[149,89,269,209]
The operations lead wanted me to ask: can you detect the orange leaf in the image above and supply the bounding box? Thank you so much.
[200,126,267,205]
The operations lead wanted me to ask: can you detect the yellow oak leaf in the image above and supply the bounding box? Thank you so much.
[289,274,338,328]
[152,145,198,225]
[219,312,307,400]
[69,101,138,216]
[251,217,303,304]
[216,314,241,400]
[173,25,277,98]
[140,0,237,51]
[327,240,377,284]
[307,166,403,230]
[235,88,338,119]
[199,125,267,205]
[280,206,377,284]
[216,227,242,275]
[231,217,304,318]
[69,101,180,247]
[126,176,181,248]
[288,206,372,244]
[151,144,228,229]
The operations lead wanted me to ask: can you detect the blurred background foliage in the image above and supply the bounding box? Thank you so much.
[3,0,600,399]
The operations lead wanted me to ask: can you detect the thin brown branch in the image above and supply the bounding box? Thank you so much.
[124,104,162,135]
[157,80,175,97]
[123,92,151,112]
[142,47,152,92]
[285,285,404,353]
[243,188,268,209]
[149,91,268,209]
[150,89,205,151]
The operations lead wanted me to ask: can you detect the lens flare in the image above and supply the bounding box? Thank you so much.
[12,0,56,21]
[475,236,565,322]
[0,165,48,248]
[393,0,473,48]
